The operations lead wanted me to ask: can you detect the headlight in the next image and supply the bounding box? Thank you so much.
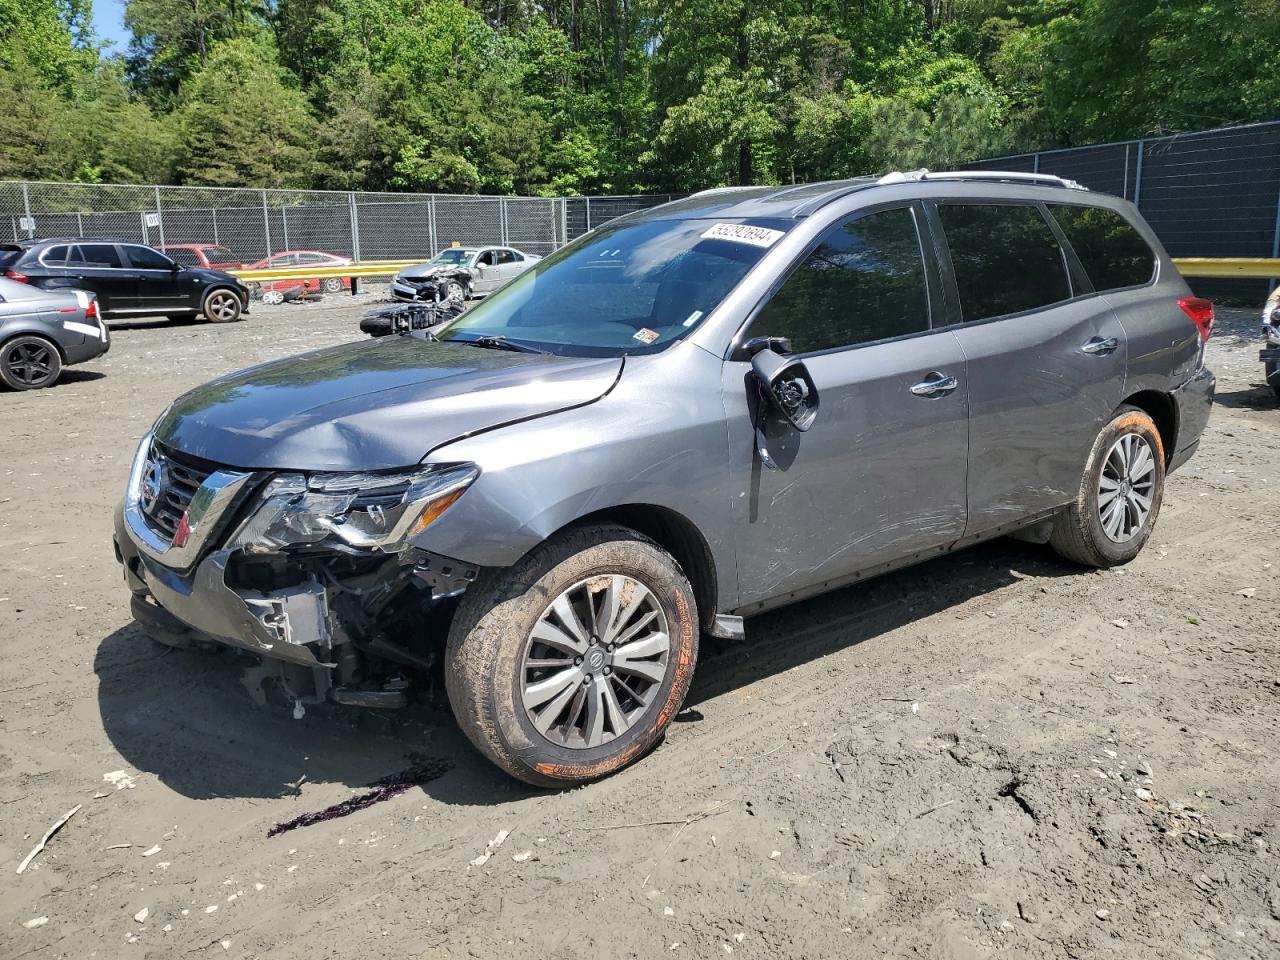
[230,462,478,554]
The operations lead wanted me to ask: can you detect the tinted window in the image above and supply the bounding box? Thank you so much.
[938,204,1072,323]
[496,250,516,264]
[167,249,200,266]
[749,207,930,353]
[477,251,495,266]
[125,246,174,270]
[0,247,20,268]
[68,244,122,268]
[1050,205,1156,291]
[41,244,69,265]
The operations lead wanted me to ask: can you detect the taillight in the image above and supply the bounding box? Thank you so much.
[1178,296,1215,343]
[5,270,28,283]
[85,299,99,320]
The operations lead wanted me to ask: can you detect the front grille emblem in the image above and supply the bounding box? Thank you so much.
[140,457,165,515]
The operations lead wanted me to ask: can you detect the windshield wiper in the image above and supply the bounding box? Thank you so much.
[457,335,551,355]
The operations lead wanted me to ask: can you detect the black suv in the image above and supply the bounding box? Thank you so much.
[0,239,250,323]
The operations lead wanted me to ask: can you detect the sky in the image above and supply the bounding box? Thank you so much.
[91,0,131,53]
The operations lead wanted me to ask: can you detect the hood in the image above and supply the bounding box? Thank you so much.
[399,263,472,280]
[154,337,622,471]
[188,267,246,287]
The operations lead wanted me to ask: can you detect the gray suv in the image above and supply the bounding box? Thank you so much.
[114,172,1215,786]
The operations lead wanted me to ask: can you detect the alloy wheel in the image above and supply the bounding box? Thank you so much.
[2,339,57,388]
[521,574,670,749]
[322,278,344,293]
[206,291,239,321]
[1097,433,1156,543]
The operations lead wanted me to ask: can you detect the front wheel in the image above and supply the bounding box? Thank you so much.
[445,524,699,787]
[202,288,242,323]
[0,335,63,390]
[443,280,465,302]
[1050,405,1165,567]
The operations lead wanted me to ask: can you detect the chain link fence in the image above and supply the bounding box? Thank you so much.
[966,119,1280,301]
[0,182,683,266]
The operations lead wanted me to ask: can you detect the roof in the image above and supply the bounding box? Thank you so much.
[628,170,1092,224]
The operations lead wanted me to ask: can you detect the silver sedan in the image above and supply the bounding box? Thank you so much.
[391,246,542,302]
[0,276,109,390]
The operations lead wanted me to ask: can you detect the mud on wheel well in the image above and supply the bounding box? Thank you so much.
[571,505,718,632]
[1120,390,1177,464]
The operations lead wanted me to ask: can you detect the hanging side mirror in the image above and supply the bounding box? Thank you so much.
[751,348,819,432]
[748,346,819,471]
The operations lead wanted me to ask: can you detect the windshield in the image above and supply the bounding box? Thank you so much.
[439,218,785,357]
[432,249,474,265]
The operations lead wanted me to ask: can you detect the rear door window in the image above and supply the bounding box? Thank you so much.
[1049,205,1157,291]
[937,203,1072,323]
[748,205,931,353]
[68,244,123,268]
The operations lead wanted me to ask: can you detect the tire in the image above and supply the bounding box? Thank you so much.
[0,335,63,390]
[321,277,345,294]
[444,280,465,302]
[261,290,285,305]
[202,288,242,323]
[445,524,700,788]
[1266,361,1280,401]
[1050,405,1165,568]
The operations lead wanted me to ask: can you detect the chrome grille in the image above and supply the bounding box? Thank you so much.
[139,443,213,540]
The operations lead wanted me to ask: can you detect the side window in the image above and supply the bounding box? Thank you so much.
[496,249,516,265]
[937,204,1072,323]
[477,251,495,266]
[125,246,174,270]
[509,250,524,262]
[41,244,69,265]
[1049,205,1156,291]
[748,206,930,353]
[68,244,123,268]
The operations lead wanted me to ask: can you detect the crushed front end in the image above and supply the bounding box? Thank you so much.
[113,435,480,710]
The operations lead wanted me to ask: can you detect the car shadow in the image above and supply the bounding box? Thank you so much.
[95,539,1078,809]
[57,369,106,384]
[108,315,206,332]
[1213,384,1276,410]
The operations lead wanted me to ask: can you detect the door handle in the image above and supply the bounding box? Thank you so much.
[1081,336,1119,355]
[910,372,959,397]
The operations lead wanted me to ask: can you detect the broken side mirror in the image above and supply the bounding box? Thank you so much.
[749,347,819,470]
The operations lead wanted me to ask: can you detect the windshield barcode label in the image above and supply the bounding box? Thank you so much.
[701,223,784,248]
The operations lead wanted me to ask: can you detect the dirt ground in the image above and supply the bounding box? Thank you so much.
[1,291,1277,960]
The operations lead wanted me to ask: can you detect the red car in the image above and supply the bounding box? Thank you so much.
[158,244,243,271]
[245,250,354,300]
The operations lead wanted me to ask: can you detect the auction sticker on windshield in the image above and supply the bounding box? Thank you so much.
[701,223,785,248]
[633,327,660,345]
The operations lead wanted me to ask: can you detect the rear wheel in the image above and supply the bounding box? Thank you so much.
[203,288,242,323]
[445,524,699,787]
[0,335,62,390]
[321,277,345,294]
[1050,406,1165,567]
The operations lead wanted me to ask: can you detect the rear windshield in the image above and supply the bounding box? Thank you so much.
[204,246,237,261]
[167,249,201,266]
[439,218,785,357]
[1049,205,1157,292]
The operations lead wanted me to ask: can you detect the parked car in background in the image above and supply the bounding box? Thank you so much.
[159,244,244,272]
[0,239,250,323]
[115,172,1213,787]
[1262,285,1280,400]
[244,250,354,297]
[0,276,108,390]
[391,246,541,302]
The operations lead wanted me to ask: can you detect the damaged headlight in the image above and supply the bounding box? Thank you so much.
[230,463,479,554]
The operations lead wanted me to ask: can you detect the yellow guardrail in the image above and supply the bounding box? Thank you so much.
[228,259,421,283]
[230,256,1277,284]
[1174,258,1280,279]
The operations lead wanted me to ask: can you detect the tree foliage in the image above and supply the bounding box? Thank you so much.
[0,0,1277,191]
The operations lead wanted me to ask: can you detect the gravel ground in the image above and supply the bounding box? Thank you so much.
[1,296,1277,960]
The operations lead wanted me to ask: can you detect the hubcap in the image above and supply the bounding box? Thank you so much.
[1098,433,1156,543]
[521,574,670,749]
[3,341,55,386]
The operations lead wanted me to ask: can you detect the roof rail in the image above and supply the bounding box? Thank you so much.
[687,185,763,198]
[877,169,1089,191]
